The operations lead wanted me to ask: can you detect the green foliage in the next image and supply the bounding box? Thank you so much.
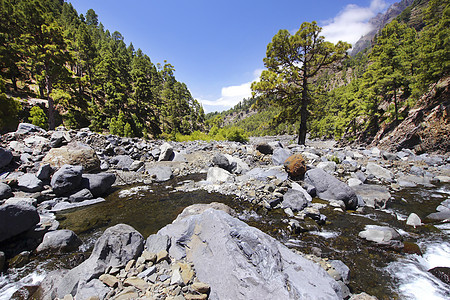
[124,122,133,137]
[0,78,21,132]
[222,126,249,143]
[28,106,48,130]
[0,0,205,136]
[174,126,248,143]
[252,21,350,144]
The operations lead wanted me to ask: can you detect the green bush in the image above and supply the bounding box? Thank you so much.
[29,106,48,130]
[222,126,249,143]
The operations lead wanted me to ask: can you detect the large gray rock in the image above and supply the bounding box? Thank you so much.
[36,229,82,253]
[53,224,144,299]
[50,131,71,148]
[112,155,134,171]
[224,154,250,174]
[212,153,235,173]
[159,142,174,161]
[43,142,100,172]
[158,208,342,300]
[51,164,83,196]
[147,166,173,182]
[272,148,291,166]
[51,198,105,212]
[352,184,391,209]
[281,189,309,212]
[0,202,40,242]
[305,168,358,210]
[358,225,401,245]
[15,122,45,135]
[0,182,13,200]
[68,188,93,203]
[36,163,52,181]
[80,172,116,196]
[17,173,43,193]
[256,143,273,155]
[366,162,394,182]
[317,161,337,174]
[207,167,232,183]
[0,147,13,169]
[145,234,171,254]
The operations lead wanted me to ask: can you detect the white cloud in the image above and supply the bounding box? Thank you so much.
[198,69,262,113]
[321,0,389,45]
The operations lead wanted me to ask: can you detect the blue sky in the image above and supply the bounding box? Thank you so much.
[69,0,395,112]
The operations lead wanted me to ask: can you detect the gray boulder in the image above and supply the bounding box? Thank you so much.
[0,202,40,242]
[0,182,13,200]
[358,225,401,245]
[158,208,342,300]
[366,162,394,182]
[256,143,273,155]
[212,153,236,173]
[112,155,134,171]
[36,163,52,181]
[281,189,309,212]
[36,229,82,253]
[17,173,43,193]
[15,122,45,135]
[54,224,144,299]
[51,198,105,212]
[51,164,83,196]
[50,131,71,148]
[317,161,336,174]
[147,166,173,182]
[159,142,174,161]
[352,184,391,209]
[207,167,232,183]
[80,173,116,196]
[69,188,93,202]
[272,148,291,166]
[145,234,171,254]
[0,147,13,169]
[305,168,358,210]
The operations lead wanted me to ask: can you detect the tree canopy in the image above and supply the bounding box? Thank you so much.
[251,21,350,144]
[0,0,205,137]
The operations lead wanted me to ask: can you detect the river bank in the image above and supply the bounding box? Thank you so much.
[0,124,449,299]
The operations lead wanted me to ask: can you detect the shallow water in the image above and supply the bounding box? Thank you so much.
[1,176,449,300]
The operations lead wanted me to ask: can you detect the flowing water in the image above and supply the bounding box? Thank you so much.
[0,175,449,299]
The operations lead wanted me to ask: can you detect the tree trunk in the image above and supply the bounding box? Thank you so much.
[393,87,398,125]
[298,77,308,145]
[45,72,55,130]
[12,77,18,92]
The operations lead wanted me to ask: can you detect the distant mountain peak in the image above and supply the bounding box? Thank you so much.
[350,0,415,56]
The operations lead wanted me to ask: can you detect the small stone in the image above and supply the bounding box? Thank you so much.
[184,294,208,300]
[125,259,135,272]
[178,262,195,285]
[156,250,169,263]
[406,213,422,227]
[191,282,210,294]
[171,269,183,285]
[63,294,74,300]
[99,274,119,288]
[113,286,139,300]
[138,266,156,279]
[141,250,157,262]
[124,276,149,291]
[136,256,146,267]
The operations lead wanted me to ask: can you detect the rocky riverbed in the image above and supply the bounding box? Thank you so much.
[0,123,449,299]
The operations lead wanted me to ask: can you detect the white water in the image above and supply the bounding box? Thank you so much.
[0,270,45,300]
[386,241,450,300]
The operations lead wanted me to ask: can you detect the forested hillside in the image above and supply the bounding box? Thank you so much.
[0,0,205,137]
[215,0,448,150]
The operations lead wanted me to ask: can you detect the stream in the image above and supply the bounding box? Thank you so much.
[0,174,449,299]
